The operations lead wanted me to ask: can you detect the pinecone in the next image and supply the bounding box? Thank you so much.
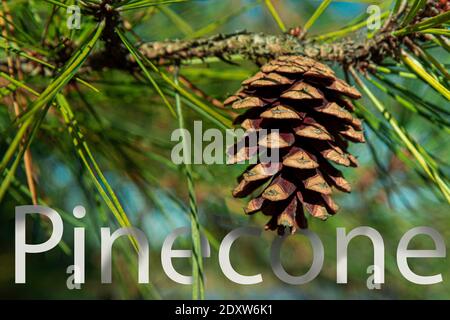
[224,55,365,235]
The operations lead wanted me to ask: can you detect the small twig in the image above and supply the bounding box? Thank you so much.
[41,4,57,46]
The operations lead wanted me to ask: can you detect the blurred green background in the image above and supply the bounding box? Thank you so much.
[0,0,449,299]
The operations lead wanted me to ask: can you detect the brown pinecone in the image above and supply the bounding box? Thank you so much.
[224,55,365,235]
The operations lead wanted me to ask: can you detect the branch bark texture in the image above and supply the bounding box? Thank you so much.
[137,31,398,67]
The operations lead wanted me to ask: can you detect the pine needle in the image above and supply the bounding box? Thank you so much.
[401,50,450,100]
[351,68,450,203]
[173,66,205,300]
[303,0,332,34]
[264,0,286,32]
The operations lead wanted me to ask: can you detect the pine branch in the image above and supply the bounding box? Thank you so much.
[136,30,397,66]
[85,2,445,73]
[2,1,446,76]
